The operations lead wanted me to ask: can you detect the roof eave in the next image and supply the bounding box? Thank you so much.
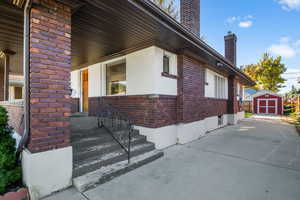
[132,0,255,86]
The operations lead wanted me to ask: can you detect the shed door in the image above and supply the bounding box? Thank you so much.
[258,99,277,114]
[267,100,276,114]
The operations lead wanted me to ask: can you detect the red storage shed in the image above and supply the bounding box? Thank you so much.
[253,91,283,115]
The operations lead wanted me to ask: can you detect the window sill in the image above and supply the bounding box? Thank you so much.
[161,72,178,79]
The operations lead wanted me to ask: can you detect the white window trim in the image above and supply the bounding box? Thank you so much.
[102,57,127,96]
[214,74,227,99]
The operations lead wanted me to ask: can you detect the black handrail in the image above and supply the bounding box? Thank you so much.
[97,98,133,163]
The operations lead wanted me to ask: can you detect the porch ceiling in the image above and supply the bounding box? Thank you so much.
[71,0,189,70]
[0,2,23,75]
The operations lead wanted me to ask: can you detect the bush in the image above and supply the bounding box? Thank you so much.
[0,106,21,194]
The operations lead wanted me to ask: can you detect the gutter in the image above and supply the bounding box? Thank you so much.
[130,0,255,86]
[17,0,30,153]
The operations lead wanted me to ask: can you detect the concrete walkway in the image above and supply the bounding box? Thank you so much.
[44,117,300,200]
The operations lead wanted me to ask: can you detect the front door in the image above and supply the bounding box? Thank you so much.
[81,69,89,113]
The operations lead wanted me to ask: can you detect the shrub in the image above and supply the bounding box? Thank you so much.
[0,106,21,194]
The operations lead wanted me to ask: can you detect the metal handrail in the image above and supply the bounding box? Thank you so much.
[97,98,133,163]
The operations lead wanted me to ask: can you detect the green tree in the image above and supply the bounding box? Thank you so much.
[242,53,287,92]
[152,0,179,20]
[0,106,21,194]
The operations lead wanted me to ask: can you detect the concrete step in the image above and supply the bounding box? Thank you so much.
[73,150,164,192]
[72,132,146,150]
[73,142,155,178]
[73,135,148,162]
[71,128,139,141]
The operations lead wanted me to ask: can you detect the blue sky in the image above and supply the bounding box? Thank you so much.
[174,0,300,93]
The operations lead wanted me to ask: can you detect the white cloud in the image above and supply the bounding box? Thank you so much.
[226,16,237,24]
[295,40,300,46]
[226,15,254,28]
[280,36,290,43]
[269,44,296,58]
[278,0,300,10]
[239,20,253,28]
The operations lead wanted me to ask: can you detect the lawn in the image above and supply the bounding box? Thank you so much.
[245,112,253,118]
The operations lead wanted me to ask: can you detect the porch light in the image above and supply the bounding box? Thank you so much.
[0,51,5,58]
[11,0,26,8]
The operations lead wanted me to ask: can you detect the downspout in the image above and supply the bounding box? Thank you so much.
[18,0,31,154]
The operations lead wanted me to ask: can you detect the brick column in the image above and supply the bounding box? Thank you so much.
[22,1,73,198]
[228,75,238,114]
[28,0,71,153]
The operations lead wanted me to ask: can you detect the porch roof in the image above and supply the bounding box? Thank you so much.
[1,0,255,86]
[71,0,254,86]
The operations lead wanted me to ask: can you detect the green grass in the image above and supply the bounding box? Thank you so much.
[245,112,253,118]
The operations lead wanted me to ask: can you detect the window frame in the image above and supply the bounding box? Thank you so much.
[163,55,170,74]
[214,74,227,99]
[105,61,127,96]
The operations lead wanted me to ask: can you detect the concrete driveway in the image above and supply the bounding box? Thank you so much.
[44,117,300,200]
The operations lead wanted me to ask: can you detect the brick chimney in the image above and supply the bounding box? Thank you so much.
[224,31,237,66]
[180,0,200,37]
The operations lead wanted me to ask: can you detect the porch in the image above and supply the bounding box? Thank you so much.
[0,0,253,198]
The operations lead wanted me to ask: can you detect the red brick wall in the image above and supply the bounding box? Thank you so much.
[177,55,228,123]
[89,95,177,128]
[28,0,71,153]
[228,76,239,114]
[0,103,24,135]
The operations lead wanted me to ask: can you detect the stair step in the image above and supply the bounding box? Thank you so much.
[73,142,155,178]
[71,128,139,141]
[73,135,148,161]
[73,150,164,192]
[72,133,146,150]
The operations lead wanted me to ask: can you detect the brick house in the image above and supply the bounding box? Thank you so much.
[0,0,254,198]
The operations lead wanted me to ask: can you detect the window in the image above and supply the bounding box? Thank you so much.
[14,87,23,99]
[214,75,226,99]
[163,55,170,74]
[106,62,126,95]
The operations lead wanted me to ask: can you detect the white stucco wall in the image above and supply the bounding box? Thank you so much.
[70,46,178,99]
[152,47,177,95]
[22,147,73,199]
[126,47,156,95]
[205,69,228,99]
[137,113,232,149]
[88,63,101,97]
[70,70,80,98]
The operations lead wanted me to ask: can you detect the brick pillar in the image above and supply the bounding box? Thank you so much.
[228,75,238,114]
[28,0,71,153]
[22,1,73,198]
[180,0,200,37]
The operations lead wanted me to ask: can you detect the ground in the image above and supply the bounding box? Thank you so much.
[44,116,300,200]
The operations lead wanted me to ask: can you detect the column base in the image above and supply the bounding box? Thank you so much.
[22,146,73,199]
[228,111,245,125]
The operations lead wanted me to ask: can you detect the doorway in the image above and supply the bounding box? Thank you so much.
[81,69,89,113]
